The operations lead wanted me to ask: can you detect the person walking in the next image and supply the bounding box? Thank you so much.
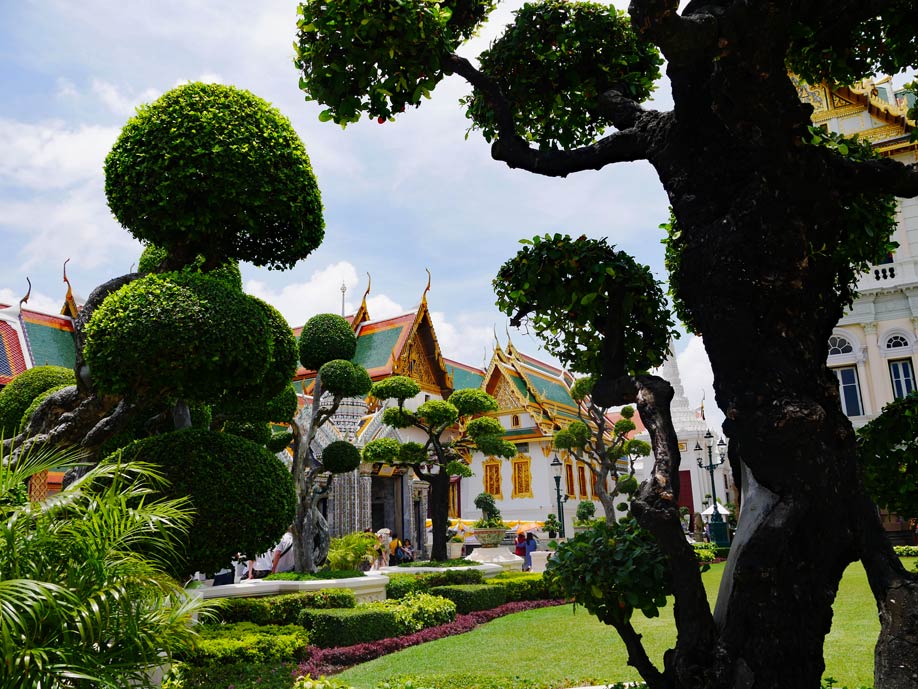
[523,532,538,572]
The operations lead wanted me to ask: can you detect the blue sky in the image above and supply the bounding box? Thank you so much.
[0,0,725,426]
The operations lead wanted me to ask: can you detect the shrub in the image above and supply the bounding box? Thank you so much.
[428,584,507,614]
[265,570,365,581]
[179,622,310,666]
[215,590,356,626]
[385,569,485,599]
[0,366,75,436]
[105,82,323,270]
[298,314,357,371]
[84,272,272,401]
[574,500,596,525]
[488,573,551,602]
[298,607,403,648]
[326,532,378,571]
[163,661,297,689]
[385,592,456,633]
[120,429,295,575]
[319,359,371,398]
[692,542,717,563]
[321,441,362,475]
[893,545,918,557]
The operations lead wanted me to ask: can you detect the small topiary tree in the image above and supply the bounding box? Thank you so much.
[472,492,505,528]
[0,366,75,437]
[290,314,372,573]
[105,82,324,271]
[574,499,597,526]
[363,379,516,561]
[119,428,296,576]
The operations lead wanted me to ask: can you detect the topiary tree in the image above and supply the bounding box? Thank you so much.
[105,82,323,271]
[472,491,505,528]
[119,428,296,576]
[290,313,372,573]
[363,378,515,561]
[296,1,918,682]
[553,387,649,524]
[0,366,75,437]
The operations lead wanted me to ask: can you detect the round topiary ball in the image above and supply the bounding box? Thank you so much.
[322,440,362,474]
[0,366,76,437]
[105,82,324,270]
[250,298,298,398]
[298,314,357,371]
[119,428,295,575]
[83,271,270,401]
[319,360,372,398]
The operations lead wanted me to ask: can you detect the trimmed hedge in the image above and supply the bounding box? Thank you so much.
[178,622,309,666]
[298,607,402,648]
[215,590,356,626]
[265,570,364,581]
[894,545,918,557]
[428,584,507,614]
[0,366,75,436]
[385,569,485,599]
[488,573,551,601]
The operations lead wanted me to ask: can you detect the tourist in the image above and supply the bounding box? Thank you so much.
[247,548,273,579]
[389,532,403,564]
[402,539,415,561]
[271,527,295,574]
[514,532,526,559]
[524,532,538,572]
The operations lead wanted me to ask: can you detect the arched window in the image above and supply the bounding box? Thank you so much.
[828,335,853,355]
[510,414,520,428]
[886,334,910,350]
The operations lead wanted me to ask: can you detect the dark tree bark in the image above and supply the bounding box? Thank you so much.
[420,469,452,562]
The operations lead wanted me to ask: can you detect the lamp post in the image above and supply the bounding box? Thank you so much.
[550,455,568,538]
[695,430,730,547]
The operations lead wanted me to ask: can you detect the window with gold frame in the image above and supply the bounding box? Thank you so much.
[590,469,601,499]
[564,462,576,498]
[448,479,460,518]
[511,455,533,498]
[577,463,588,497]
[483,458,503,499]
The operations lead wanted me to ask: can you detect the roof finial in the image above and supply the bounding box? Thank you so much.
[340,281,347,317]
[422,268,431,303]
[19,277,31,309]
[362,273,371,302]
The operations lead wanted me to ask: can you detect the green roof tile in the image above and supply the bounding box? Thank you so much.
[24,322,75,369]
[447,364,484,391]
[353,326,404,370]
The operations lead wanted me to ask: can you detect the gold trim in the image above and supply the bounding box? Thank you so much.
[511,455,533,499]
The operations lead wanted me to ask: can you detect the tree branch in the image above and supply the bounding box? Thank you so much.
[830,154,918,198]
[443,53,653,177]
[628,0,720,65]
[612,619,667,689]
[631,374,716,685]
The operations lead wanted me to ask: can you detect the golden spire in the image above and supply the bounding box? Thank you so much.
[421,268,431,304]
[362,272,371,305]
[19,277,31,309]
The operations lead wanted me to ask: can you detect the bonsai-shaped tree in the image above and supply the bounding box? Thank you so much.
[543,513,563,538]
[574,499,597,527]
[295,0,918,682]
[363,377,515,561]
[5,82,325,575]
[553,392,650,524]
[472,491,506,529]
[290,313,372,573]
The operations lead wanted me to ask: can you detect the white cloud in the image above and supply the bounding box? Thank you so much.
[245,261,362,326]
[366,294,404,320]
[0,119,118,189]
[676,335,724,431]
[91,79,161,118]
[0,288,62,315]
[429,310,495,367]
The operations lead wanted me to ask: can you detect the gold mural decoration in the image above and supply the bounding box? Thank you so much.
[493,376,522,410]
[511,455,533,499]
[396,337,439,387]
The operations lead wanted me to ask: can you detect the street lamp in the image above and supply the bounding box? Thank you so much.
[550,455,569,538]
[695,430,730,547]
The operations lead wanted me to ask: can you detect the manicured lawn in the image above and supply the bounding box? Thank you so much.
[337,559,917,689]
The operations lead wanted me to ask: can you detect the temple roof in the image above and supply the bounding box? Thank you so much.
[0,303,75,385]
[444,358,485,391]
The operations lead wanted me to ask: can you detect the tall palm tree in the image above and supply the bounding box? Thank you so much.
[0,440,209,688]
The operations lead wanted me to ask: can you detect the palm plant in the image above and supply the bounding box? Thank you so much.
[0,439,209,688]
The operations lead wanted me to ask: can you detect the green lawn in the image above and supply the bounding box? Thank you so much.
[337,559,917,689]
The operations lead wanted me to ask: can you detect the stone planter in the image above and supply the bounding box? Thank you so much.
[529,550,552,573]
[472,528,506,547]
[447,541,464,559]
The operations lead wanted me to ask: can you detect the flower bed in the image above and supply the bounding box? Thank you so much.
[297,599,566,677]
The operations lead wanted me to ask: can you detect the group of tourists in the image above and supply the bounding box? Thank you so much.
[514,532,539,571]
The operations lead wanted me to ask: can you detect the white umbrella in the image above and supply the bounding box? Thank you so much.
[375,528,391,535]
[701,504,730,516]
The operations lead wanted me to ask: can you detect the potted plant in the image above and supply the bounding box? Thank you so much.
[448,533,465,560]
[543,513,562,539]
[573,500,597,533]
[472,492,508,547]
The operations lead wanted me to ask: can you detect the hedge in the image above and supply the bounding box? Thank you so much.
[177,622,309,666]
[894,545,918,557]
[0,366,75,436]
[297,607,403,648]
[215,590,356,626]
[427,584,507,614]
[385,569,485,599]
[488,573,551,601]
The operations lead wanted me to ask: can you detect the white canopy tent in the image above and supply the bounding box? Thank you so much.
[701,504,730,516]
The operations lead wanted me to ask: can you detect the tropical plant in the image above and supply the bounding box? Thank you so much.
[0,441,208,688]
[574,500,597,526]
[543,514,562,535]
[327,531,380,572]
[472,492,506,529]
